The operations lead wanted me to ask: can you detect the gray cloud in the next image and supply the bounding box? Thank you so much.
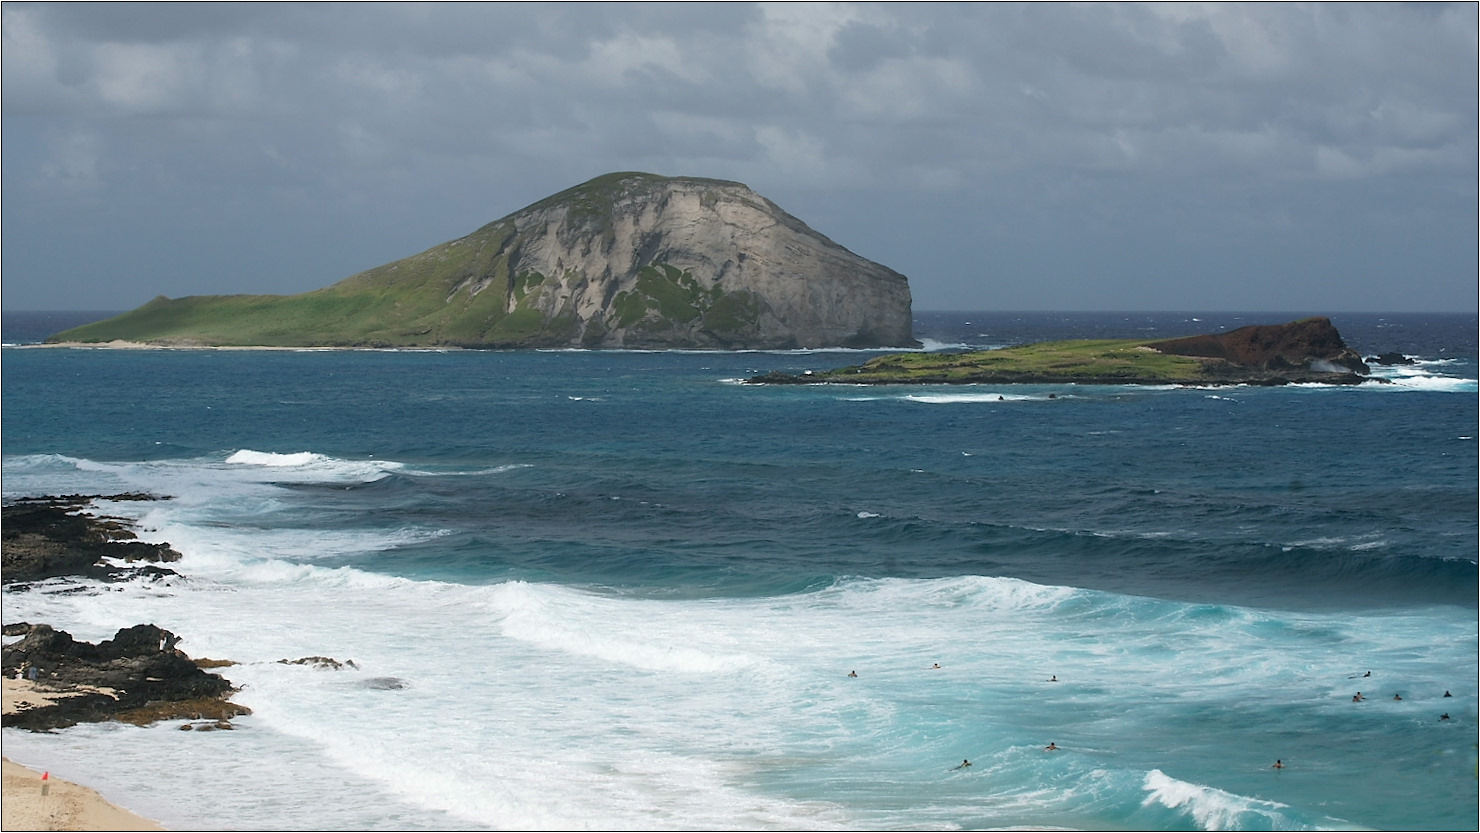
[3,2,1474,312]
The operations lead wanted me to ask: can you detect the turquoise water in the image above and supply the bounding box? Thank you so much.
[2,312,1475,830]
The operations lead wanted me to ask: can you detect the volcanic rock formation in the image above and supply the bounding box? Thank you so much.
[51,173,917,350]
[2,623,245,731]
[1145,317,1368,375]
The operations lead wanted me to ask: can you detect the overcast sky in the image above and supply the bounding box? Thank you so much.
[3,2,1476,313]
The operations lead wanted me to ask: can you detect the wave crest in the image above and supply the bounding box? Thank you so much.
[1141,769,1293,830]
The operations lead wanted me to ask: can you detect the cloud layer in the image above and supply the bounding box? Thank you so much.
[4,2,1475,311]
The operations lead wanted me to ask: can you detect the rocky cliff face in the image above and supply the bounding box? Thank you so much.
[1145,317,1369,375]
[390,172,916,349]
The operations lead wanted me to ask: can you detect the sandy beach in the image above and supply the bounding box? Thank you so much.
[3,680,165,831]
[2,757,163,831]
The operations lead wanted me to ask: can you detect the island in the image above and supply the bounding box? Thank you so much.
[48,172,916,350]
[749,317,1378,387]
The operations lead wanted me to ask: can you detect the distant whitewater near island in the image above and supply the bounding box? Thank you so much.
[50,173,916,350]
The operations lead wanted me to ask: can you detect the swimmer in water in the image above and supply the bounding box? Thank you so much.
[1441,713,1451,721]
[952,759,971,770]
[847,670,857,677]
[1272,760,1284,769]
[1444,690,1452,697]
[1044,742,1058,751]
[931,663,941,669]
[1048,675,1058,682]
[1352,692,1365,701]
[1393,694,1402,701]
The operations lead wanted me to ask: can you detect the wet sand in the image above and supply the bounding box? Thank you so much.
[2,757,164,831]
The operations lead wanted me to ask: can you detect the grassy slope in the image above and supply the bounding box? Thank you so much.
[51,222,521,347]
[48,172,763,348]
[808,339,1214,383]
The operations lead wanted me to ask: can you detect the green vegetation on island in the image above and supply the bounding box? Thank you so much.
[750,318,1376,387]
[762,339,1211,385]
[48,172,914,350]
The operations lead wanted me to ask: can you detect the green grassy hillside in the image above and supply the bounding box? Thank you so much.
[50,217,558,347]
[808,339,1210,384]
[46,172,800,349]
[752,334,1372,386]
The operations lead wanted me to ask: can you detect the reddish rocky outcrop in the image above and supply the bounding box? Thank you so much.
[1146,317,1368,375]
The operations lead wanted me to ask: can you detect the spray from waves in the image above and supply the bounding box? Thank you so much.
[1365,359,1477,392]
[223,449,405,482]
[4,451,534,506]
[917,338,971,352]
[904,391,1063,403]
[3,451,406,497]
[1141,769,1317,830]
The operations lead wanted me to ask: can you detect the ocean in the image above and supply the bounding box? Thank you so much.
[2,310,1476,831]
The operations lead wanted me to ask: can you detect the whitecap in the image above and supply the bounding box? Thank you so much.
[905,391,1046,403]
[1141,769,1294,830]
[222,449,404,482]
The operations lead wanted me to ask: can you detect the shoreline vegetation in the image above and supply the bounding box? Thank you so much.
[749,316,1380,387]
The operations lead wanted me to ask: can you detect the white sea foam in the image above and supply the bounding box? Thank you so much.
[224,449,404,481]
[918,338,970,352]
[1365,361,1478,392]
[1142,769,1293,830]
[3,456,1472,830]
[905,391,1051,403]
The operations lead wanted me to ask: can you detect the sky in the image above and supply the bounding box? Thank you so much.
[3,2,1476,313]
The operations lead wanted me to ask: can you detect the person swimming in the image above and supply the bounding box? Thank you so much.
[1441,713,1451,721]
[1352,692,1365,701]
[1272,759,1284,769]
[930,663,941,669]
[1048,675,1058,682]
[1044,742,1058,751]
[1393,694,1402,701]
[1444,690,1452,697]
[847,670,857,678]
[951,759,972,770]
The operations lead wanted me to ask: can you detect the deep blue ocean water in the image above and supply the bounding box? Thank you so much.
[2,310,1476,830]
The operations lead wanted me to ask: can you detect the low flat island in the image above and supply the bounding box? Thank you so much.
[750,316,1378,387]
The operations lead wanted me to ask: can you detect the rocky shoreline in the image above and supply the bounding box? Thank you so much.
[2,494,248,732]
[3,494,183,587]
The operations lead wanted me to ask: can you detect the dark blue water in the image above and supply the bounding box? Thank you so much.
[4,312,1476,610]
[2,310,1476,830]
